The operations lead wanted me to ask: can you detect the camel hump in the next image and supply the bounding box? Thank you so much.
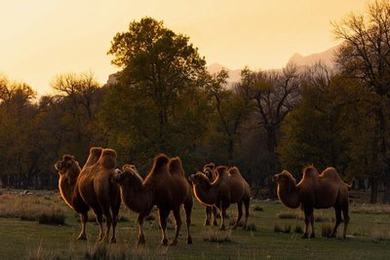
[302,165,319,179]
[215,165,228,176]
[98,148,117,169]
[228,166,241,175]
[83,147,103,168]
[151,153,170,173]
[168,157,185,176]
[320,167,342,181]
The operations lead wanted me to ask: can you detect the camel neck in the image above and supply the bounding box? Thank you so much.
[58,176,77,209]
[277,181,300,209]
[120,183,153,213]
[193,183,218,206]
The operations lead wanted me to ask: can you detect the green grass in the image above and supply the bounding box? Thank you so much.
[1,190,390,259]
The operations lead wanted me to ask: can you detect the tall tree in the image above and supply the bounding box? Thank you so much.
[333,0,390,202]
[103,17,210,168]
[240,66,300,178]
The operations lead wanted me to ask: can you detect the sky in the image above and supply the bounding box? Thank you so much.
[0,0,368,95]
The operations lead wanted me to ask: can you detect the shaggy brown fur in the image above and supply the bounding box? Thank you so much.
[189,166,251,230]
[273,166,351,239]
[114,154,193,246]
[54,151,95,240]
[201,162,219,226]
[77,148,121,243]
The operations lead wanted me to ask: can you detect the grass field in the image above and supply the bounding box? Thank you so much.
[1,190,390,259]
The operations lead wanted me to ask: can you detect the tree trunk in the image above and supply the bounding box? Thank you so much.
[377,106,390,203]
[266,127,278,198]
[370,176,378,204]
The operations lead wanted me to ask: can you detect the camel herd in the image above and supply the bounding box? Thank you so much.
[54,147,351,245]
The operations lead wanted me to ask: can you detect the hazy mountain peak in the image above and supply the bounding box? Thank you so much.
[287,45,340,69]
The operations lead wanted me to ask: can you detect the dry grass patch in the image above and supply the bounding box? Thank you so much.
[203,229,232,243]
[352,204,390,214]
[0,193,66,225]
[276,212,331,222]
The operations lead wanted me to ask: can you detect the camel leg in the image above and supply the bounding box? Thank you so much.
[171,208,182,246]
[310,212,315,238]
[342,204,350,239]
[205,207,212,226]
[77,211,88,240]
[102,206,113,243]
[219,201,228,230]
[96,213,104,241]
[158,208,169,246]
[137,212,147,245]
[212,206,219,226]
[232,201,243,229]
[302,207,311,239]
[184,199,193,244]
[243,198,250,229]
[331,206,342,238]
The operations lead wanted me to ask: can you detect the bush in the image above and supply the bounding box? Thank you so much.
[294,225,304,234]
[203,230,232,243]
[277,212,298,219]
[274,224,291,233]
[253,205,263,212]
[321,223,333,238]
[244,223,257,232]
[38,212,66,225]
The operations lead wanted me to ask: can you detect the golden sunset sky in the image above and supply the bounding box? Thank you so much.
[0,0,368,95]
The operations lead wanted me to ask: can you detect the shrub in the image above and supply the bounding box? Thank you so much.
[38,212,66,225]
[203,230,232,243]
[294,225,304,234]
[321,223,333,238]
[274,224,291,233]
[244,223,257,232]
[277,212,298,219]
[253,205,263,211]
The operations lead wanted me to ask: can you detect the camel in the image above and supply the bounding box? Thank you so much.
[77,148,121,243]
[189,165,251,230]
[54,147,102,240]
[273,166,351,239]
[202,162,219,226]
[114,153,193,246]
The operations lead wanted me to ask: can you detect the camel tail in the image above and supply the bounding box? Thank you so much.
[168,156,185,176]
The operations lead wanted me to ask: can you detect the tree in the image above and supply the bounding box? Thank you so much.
[206,70,252,161]
[102,17,210,169]
[239,65,300,188]
[333,0,390,202]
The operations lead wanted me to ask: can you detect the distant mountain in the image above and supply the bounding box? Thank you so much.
[287,45,340,69]
[105,46,340,86]
[207,63,241,85]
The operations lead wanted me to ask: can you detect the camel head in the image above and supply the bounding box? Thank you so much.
[189,172,211,188]
[54,154,81,183]
[114,164,143,187]
[273,170,297,187]
[202,162,216,180]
